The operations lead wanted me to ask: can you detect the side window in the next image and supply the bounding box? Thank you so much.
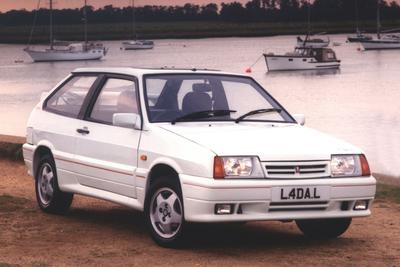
[89,78,138,125]
[45,76,97,117]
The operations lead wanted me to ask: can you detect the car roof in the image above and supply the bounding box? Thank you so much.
[72,67,247,77]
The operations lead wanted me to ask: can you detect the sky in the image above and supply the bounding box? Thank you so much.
[0,0,248,12]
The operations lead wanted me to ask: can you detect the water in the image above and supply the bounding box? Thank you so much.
[0,34,399,177]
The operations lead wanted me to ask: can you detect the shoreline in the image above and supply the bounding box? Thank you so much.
[0,134,25,144]
[1,20,398,44]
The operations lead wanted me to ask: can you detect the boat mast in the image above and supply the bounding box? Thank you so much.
[306,0,311,41]
[84,0,88,47]
[377,0,381,39]
[131,0,136,40]
[49,0,54,49]
[355,0,359,33]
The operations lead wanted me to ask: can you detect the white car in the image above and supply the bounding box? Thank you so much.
[23,68,376,247]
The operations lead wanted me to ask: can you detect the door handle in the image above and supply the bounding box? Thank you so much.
[77,127,90,135]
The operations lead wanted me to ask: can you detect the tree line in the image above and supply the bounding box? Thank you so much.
[1,0,399,26]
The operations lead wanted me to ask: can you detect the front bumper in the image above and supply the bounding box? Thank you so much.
[180,174,376,222]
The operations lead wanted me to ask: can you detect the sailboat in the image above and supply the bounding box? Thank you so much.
[121,0,154,50]
[296,2,330,48]
[347,0,372,42]
[359,0,400,50]
[24,0,107,62]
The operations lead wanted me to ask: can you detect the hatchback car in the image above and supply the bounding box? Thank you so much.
[23,68,376,247]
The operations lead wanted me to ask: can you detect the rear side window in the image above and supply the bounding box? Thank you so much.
[45,76,97,118]
[89,78,138,125]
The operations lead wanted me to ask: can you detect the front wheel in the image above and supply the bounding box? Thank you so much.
[145,178,185,248]
[296,218,352,239]
[35,155,73,214]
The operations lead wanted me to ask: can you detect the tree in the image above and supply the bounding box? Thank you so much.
[220,2,247,22]
[200,4,219,20]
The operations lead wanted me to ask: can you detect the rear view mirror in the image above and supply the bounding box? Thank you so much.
[293,114,305,126]
[113,113,141,130]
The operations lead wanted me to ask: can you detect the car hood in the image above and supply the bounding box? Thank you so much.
[159,123,361,161]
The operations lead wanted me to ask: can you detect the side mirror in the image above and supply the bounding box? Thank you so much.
[293,114,305,126]
[113,113,141,130]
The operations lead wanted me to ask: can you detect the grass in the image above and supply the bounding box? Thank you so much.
[376,183,400,204]
[0,194,29,212]
[2,20,400,44]
[0,142,23,161]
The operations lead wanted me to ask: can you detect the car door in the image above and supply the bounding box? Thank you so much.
[41,75,100,187]
[74,74,141,198]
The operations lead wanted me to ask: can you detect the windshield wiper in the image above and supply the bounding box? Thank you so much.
[235,108,282,123]
[171,110,236,124]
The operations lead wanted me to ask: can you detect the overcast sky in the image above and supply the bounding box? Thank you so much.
[0,0,250,12]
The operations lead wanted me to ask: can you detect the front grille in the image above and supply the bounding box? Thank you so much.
[263,161,329,179]
[268,201,329,212]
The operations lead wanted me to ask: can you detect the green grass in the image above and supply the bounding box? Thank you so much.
[2,19,400,44]
[0,142,23,161]
[376,183,400,204]
[0,194,29,212]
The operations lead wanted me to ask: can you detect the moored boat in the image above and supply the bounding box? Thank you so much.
[360,38,400,50]
[122,40,154,50]
[359,0,400,50]
[264,47,341,71]
[347,32,372,43]
[121,0,154,50]
[24,43,106,62]
[24,0,107,62]
[347,0,372,43]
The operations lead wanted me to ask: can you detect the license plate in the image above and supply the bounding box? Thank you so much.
[272,186,330,202]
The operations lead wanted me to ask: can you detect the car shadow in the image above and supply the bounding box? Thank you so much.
[63,205,358,250]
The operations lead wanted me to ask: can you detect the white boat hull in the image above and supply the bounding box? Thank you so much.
[360,40,400,50]
[24,48,105,62]
[122,41,154,50]
[264,55,340,71]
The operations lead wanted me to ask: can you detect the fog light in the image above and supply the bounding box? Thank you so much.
[354,200,368,210]
[215,204,234,215]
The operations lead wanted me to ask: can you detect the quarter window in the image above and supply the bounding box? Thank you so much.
[89,78,138,126]
[45,76,97,118]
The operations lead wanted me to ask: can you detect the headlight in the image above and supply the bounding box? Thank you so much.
[331,154,370,177]
[213,156,264,179]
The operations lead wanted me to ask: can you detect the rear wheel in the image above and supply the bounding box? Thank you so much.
[145,178,185,248]
[35,154,73,214]
[296,218,352,239]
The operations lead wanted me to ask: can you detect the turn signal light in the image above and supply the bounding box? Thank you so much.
[213,156,225,179]
[360,154,371,176]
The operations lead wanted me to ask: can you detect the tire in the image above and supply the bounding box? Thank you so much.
[144,178,186,248]
[35,154,73,214]
[296,218,352,239]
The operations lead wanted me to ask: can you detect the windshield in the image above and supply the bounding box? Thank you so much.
[143,74,294,123]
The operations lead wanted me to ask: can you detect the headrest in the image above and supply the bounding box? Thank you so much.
[192,83,212,93]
